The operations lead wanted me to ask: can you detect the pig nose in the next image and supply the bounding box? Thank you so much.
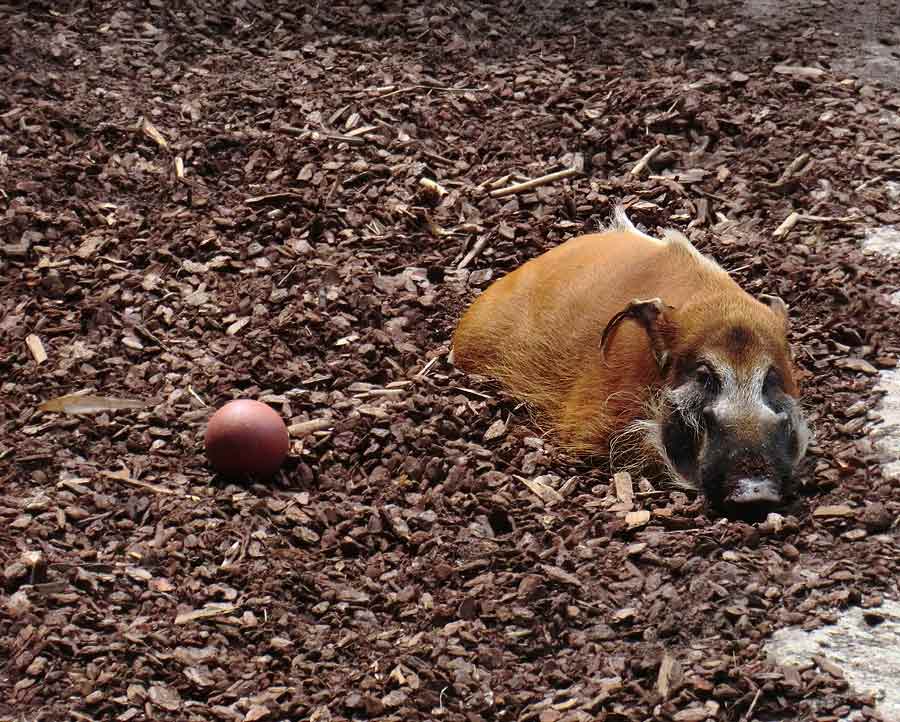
[725,477,782,506]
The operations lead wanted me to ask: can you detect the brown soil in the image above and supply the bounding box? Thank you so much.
[2,1,900,721]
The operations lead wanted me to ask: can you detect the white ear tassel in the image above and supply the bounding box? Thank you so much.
[609,205,666,245]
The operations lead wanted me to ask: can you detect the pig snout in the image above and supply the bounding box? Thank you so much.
[724,477,782,506]
[701,404,796,512]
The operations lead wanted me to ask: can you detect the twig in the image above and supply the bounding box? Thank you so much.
[345,124,379,137]
[775,152,811,184]
[278,263,299,287]
[773,211,800,239]
[245,192,305,205]
[629,145,662,176]
[742,688,762,722]
[416,356,440,379]
[798,213,862,223]
[481,174,512,190]
[458,235,489,269]
[276,124,366,145]
[100,470,185,497]
[188,386,207,407]
[855,176,882,192]
[277,124,308,136]
[773,211,863,239]
[450,386,493,400]
[288,419,333,437]
[375,84,485,100]
[490,168,580,198]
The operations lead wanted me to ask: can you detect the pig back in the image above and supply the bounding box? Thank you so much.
[452,230,680,425]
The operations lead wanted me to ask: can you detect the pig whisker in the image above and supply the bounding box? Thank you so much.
[608,391,697,492]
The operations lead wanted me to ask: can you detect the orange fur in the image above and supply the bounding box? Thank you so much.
[452,215,798,458]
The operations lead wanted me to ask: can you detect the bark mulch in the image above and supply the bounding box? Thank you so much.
[2,1,900,720]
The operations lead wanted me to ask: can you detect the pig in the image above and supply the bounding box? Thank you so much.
[451,206,811,514]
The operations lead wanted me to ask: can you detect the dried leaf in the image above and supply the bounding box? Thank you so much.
[175,603,239,625]
[39,393,148,415]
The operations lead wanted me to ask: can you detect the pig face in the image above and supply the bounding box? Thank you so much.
[655,296,810,514]
[608,293,810,516]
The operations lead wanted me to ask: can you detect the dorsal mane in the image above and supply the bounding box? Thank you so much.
[607,205,727,276]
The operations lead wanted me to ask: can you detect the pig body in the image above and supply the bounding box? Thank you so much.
[452,207,810,512]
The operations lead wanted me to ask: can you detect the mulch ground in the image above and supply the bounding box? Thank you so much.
[3,1,900,720]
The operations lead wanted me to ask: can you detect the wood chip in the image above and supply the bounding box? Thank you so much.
[657,652,682,700]
[139,117,169,150]
[611,607,637,623]
[836,357,879,375]
[25,334,47,364]
[813,504,855,518]
[773,65,826,80]
[613,471,634,505]
[539,564,582,588]
[226,317,250,336]
[288,419,334,437]
[625,510,651,528]
[147,684,181,711]
[483,418,507,441]
[518,475,564,506]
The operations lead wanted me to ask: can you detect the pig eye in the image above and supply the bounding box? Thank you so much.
[695,363,719,392]
[763,367,783,395]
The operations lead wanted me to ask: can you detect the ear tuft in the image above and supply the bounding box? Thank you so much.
[759,294,790,328]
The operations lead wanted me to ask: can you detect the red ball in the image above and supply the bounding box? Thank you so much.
[204,399,289,479]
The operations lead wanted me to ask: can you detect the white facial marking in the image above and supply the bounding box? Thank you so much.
[706,356,777,436]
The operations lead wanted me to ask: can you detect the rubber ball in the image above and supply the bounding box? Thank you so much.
[204,399,289,479]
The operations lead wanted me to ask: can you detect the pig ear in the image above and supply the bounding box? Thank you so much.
[600,297,674,371]
[759,294,790,329]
